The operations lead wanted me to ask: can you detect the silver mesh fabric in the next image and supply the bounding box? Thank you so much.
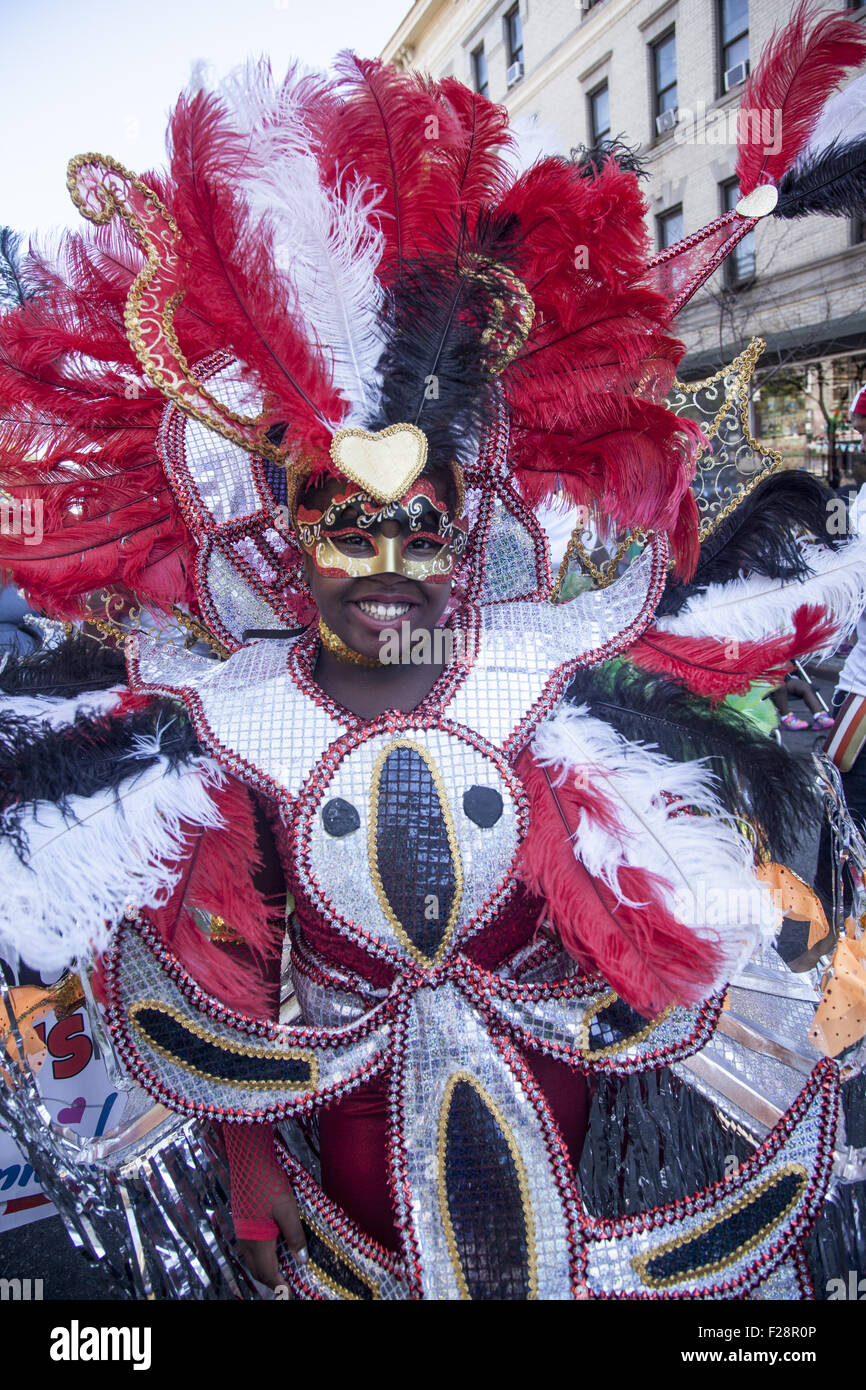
[175,363,263,527]
[394,981,575,1300]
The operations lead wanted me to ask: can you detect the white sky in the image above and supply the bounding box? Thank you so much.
[0,0,411,239]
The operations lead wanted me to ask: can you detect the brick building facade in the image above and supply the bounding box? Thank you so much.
[381,0,866,470]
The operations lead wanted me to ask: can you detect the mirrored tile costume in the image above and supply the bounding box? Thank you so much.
[2,6,866,1298]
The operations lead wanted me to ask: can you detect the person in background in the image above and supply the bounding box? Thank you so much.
[769,673,834,731]
[0,584,39,662]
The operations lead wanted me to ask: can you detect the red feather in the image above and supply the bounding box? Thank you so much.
[0,231,202,617]
[628,605,838,700]
[168,90,343,457]
[736,1,866,195]
[314,54,466,279]
[496,157,652,292]
[148,778,284,1018]
[515,749,722,1017]
[438,79,514,217]
[511,400,703,539]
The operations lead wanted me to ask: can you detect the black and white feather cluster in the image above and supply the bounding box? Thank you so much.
[777,136,866,220]
[0,699,202,858]
[658,470,839,618]
[565,659,819,862]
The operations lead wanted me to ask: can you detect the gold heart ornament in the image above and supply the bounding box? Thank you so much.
[330,424,428,503]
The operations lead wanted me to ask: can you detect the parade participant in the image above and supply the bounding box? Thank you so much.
[2,4,866,1299]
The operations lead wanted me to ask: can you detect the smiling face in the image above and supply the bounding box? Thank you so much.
[297,467,465,662]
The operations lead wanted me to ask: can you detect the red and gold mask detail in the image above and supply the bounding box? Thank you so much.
[295,477,468,583]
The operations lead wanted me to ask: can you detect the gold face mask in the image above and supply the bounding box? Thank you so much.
[295,478,468,583]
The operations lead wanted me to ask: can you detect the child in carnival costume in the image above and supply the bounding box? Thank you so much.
[2,3,866,1298]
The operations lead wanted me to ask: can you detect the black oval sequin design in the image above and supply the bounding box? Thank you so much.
[463,785,503,828]
[374,746,456,962]
[443,1079,532,1300]
[301,1222,376,1300]
[322,797,361,837]
[587,996,653,1052]
[132,1008,313,1088]
[641,1169,806,1285]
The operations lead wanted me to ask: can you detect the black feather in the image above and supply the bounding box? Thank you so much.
[368,212,523,469]
[0,630,127,697]
[777,137,866,220]
[570,138,648,180]
[0,699,203,859]
[658,470,839,617]
[566,659,819,861]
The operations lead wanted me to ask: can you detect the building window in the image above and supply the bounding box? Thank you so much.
[472,45,489,98]
[652,30,677,120]
[719,0,749,92]
[721,179,756,285]
[505,6,524,72]
[852,215,866,244]
[588,83,611,145]
[657,206,683,252]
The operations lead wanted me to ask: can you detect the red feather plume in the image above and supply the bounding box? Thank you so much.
[314,54,467,280]
[148,778,284,1018]
[515,749,722,1017]
[438,79,515,218]
[168,90,343,458]
[0,232,201,618]
[628,605,838,700]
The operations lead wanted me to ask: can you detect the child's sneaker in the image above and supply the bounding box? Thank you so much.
[811,712,835,730]
[780,713,809,730]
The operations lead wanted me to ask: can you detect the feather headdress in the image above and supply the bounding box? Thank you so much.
[0,53,704,636]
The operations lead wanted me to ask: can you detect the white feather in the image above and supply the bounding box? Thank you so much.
[798,72,866,164]
[1,686,123,727]
[501,112,565,173]
[655,537,866,647]
[217,63,386,426]
[0,755,228,973]
[532,705,779,989]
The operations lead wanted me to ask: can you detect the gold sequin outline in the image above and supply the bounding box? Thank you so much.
[471,257,536,373]
[367,737,464,970]
[66,153,285,464]
[128,998,318,1092]
[436,1070,538,1300]
[631,1161,809,1291]
[577,989,674,1061]
[672,337,784,542]
[297,1210,381,1302]
[552,527,644,601]
[553,338,784,599]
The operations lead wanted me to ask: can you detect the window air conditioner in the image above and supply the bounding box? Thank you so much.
[724,60,749,91]
[655,107,677,135]
[506,60,524,86]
